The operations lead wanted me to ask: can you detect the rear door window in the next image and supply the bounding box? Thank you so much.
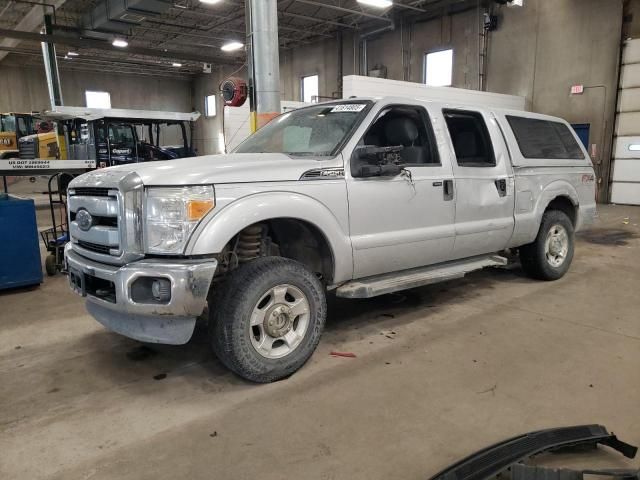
[443,110,496,167]
[506,116,585,160]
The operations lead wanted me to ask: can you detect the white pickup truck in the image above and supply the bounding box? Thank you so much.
[65,97,597,382]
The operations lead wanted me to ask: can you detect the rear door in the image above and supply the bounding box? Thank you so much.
[439,108,515,259]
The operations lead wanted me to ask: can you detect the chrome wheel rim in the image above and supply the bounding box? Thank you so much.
[249,284,311,359]
[544,224,569,268]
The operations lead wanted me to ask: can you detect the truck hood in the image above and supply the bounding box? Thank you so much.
[105,153,336,185]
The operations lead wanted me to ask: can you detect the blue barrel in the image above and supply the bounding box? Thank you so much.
[0,193,42,289]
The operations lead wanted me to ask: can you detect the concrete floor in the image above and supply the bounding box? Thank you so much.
[1,204,639,479]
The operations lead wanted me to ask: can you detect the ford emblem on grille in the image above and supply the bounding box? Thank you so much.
[76,209,93,231]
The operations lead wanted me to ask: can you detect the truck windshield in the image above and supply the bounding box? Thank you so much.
[235,101,372,156]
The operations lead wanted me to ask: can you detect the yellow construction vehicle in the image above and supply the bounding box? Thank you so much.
[17,119,67,160]
[0,113,37,159]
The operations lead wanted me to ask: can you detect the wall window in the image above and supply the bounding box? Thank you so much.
[443,109,496,167]
[85,91,111,109]
[424,49,453,87]
[506,116,585,160]
[301,74,319,103]
[205,94,217,117]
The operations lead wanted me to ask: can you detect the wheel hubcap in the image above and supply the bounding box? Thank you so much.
[545,224,569,268]
[249,284,310,359]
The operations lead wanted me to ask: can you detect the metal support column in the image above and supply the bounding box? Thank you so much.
[247,0,281,131]
[41,14,63,108]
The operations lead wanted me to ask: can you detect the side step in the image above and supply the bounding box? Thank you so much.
[336,254,508,299]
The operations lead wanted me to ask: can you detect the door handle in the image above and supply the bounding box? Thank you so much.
[494,179,507,197]
[443,179,454,201]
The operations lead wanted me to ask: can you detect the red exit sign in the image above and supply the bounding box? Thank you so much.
[570,84,584,95]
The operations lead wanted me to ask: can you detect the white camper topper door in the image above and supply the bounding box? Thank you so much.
[611,39,640,205]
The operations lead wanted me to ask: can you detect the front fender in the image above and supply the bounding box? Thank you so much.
[186,191,353,283]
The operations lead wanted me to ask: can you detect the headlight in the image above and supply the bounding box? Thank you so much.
[145,186,215,254]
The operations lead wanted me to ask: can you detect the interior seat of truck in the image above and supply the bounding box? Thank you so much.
[383,117,426,164]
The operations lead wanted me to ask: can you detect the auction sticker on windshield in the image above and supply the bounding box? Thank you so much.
[330,104,366,113]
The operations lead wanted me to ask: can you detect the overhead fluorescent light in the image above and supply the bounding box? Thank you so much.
[112,38,128,48]
[172,62,182,67]
[67,51,79,57]
[221,41,243,52]
[200,0,223,4]
[357,0,392,8]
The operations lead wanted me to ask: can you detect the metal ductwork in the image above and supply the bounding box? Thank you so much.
[81,0,171,34]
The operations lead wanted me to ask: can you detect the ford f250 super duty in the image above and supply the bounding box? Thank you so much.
[65,97,597,382]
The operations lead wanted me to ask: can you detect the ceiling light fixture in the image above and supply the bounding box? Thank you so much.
[221,41,243,52]
[199,0,223,4]
[357,0,392,8]
[67,51,79,57]
[112,38,128,48]
[172,62,182,67]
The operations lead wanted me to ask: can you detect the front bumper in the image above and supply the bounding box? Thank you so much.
[65,244,217,344]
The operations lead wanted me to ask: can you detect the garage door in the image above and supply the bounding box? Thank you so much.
[611,39,640,204]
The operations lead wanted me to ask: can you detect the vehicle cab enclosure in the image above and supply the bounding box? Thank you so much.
[0,113,37,158]
[18,107,200,163]
[64,96,596,383]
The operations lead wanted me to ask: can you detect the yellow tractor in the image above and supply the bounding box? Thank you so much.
[0,113,37,159]
[16,119,67,160]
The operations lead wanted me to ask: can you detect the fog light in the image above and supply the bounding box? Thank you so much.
[151,278,171,302]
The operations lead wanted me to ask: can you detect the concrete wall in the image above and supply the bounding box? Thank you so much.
[191,66,245,155]
[279,37,342,101]
[0,64,192,113]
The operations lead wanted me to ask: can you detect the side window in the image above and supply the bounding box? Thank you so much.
[443,110,496,167]
[108,124,136,147]
[506,116,585,160]
[360,106,440,165]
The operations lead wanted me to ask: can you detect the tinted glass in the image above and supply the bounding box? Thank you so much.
[506,116,585,160]
[443,110,496,167]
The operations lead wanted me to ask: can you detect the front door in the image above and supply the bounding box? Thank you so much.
[439,108,515,259]
[347,103,456,279]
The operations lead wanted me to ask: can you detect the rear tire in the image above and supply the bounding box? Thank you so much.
[209,257,326,383]
[520,210,574,281]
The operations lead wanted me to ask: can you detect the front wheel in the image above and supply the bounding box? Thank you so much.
[520,210,575,281]
[209,257,326,383]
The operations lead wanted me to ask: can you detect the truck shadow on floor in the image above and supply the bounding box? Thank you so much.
[88,265,534,385]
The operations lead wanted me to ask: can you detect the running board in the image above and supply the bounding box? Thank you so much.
[336,254,508,299]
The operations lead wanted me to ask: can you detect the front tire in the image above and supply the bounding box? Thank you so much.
[520,210,575,280]
[209,257,326,383]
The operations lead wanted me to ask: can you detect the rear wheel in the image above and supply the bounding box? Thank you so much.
[209,257,326,383]
[520,210,574,280]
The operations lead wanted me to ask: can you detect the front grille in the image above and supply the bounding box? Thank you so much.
[77,240,113,255]
[69,187,121,260]
[72,187,112,197]
[19,139,37,159]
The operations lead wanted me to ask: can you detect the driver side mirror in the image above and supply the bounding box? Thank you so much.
[352,145,404,178]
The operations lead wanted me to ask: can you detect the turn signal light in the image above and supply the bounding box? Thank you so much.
[187,199,214,221]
